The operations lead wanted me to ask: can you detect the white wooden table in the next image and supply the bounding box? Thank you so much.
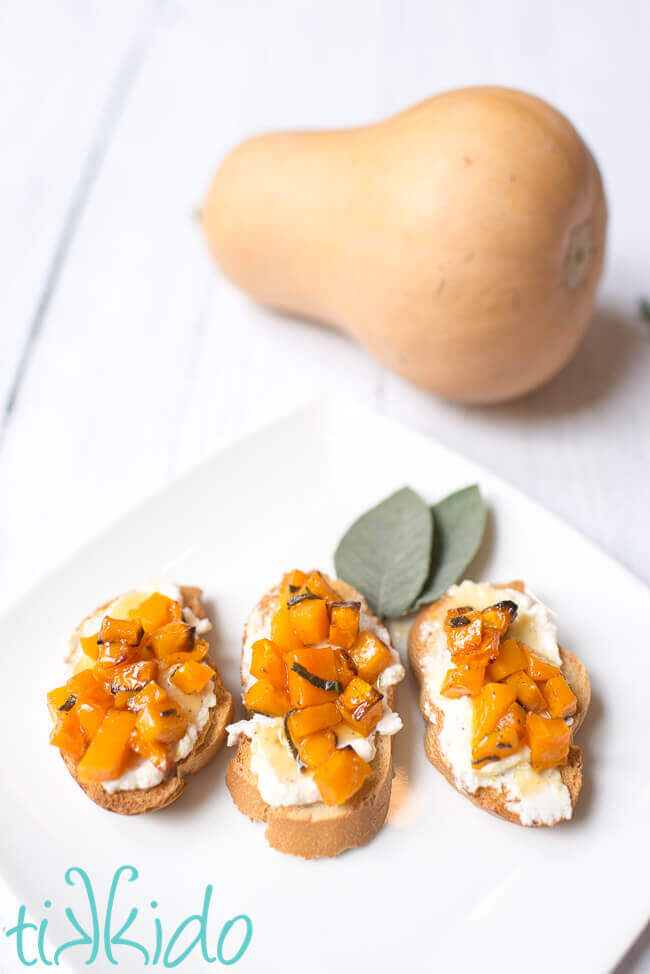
[1,1,648,969]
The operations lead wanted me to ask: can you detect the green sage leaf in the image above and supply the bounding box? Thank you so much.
[334,487,433,618]
[412,485,486,609]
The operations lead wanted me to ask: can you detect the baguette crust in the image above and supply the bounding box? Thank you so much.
[61,586,233,815]
[227,577,397,858]
[408,583,591,827]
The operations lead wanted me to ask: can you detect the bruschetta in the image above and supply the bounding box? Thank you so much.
[47,583,233,814]
[226,570,405,858]
[408,580,590,827]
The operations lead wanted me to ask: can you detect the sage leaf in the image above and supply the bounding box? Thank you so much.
[413,485,486,609]
[334,487,433,618]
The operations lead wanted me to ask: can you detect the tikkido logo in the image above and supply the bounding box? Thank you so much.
[6,866,253,968]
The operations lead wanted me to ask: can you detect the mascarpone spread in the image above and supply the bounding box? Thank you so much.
[227,586,405,807]
[65,581,215,794]
[420,580,572,826]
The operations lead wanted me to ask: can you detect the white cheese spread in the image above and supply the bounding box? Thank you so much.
[420,580,572,826]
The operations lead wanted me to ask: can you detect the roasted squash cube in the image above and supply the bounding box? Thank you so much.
[497,701,527,740]
[128,681,168,713]
[297,571,340,607]
[279,570,308,607]
[288,595,330,645]
[444,608,483,657]
[440,661,486,698]
[149,622,195,660]
[244,678,290,717]
[472,722,521,767]
[486,637,528,682]
[109,660,158,695]
[130,592,182,633]
[334,649,358,689]
[471,682,518,745]
[285,702,341,741]
[170,660,213,695]
[480,600,518,635]
[296,729,337,770]
[99,616,143,646]
[49,710,86,760]
[525,651,561,682]
[136,702,188,745]
[95,641,140,672]
[76,700,108,740]
[505,670,546,712]
[47,686,76,719]
[313,747,371,805]
[349,630,392,684]
[129,731,172,775]
[328,601,361,649]
[67,670,113,709]
[270,606,303,653]
[542,674,577,719]
[165,638,210,669]
[526,712,570,770]
[336,677,383,737]
[77,711,137,782]
[250,638,287,689]
[79,632,100,659]
[287,646,340,707]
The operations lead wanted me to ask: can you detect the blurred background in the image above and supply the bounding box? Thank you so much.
[0,1,648,968]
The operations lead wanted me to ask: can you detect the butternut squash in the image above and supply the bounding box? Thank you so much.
[201,87,606,404]
[312,747,371,806]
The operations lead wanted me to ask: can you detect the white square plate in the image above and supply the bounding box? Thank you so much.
[1,400,648,973]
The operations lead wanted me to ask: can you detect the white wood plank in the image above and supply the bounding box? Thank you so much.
[0,0,158,414]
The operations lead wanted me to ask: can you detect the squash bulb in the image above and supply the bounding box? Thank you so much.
[201,87,607,404]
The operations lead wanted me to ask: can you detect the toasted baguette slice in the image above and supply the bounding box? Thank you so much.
[61,586,233,815]
[408,582,591,827]
[226,577,398,858]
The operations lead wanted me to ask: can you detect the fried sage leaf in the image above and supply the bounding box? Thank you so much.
[334,487,432,618]
[412,485,486,610]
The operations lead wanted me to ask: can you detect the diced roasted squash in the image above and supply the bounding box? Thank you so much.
[480,600,518,635]
[170,660,214,694]
[77,711,137,782]
[296,571,340,606]
[467,628,501,665]
[472,722,521,767]
[334,649,358,689]
[250,639,287,689]
[328,601,361,649]
[440,661,486,698]
[313,747,371,805]
[348,630,392,683]
[136,702,188,745]
[270,606,303,653]
[128,681,168,713]
[67,670,113,709]
[99,616,143,646]
[94,641,140,672]
[486,637,527,682]
[542,674,577,719]
[49,710,86,760]
[296,729,337,770]
[287,646,340,707]
[526,712,570,770]
[164,638,210,669]
[79,633,100,659]
[444,608,483,657]
[497,701,527,740]
[76,700,108,740]
[244,678,290,717]
[130,592,182,633]
[525,650,561,682]
[471,682,518,745]
[149,622,195,660]
[505,670,546,713]
[285,702,341,741]
[336,677,383,737]
[108,660,158,695]
[279,570,308,607]
[129,731,172,774]
[47,686,76,719]
[288,595,330,645]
